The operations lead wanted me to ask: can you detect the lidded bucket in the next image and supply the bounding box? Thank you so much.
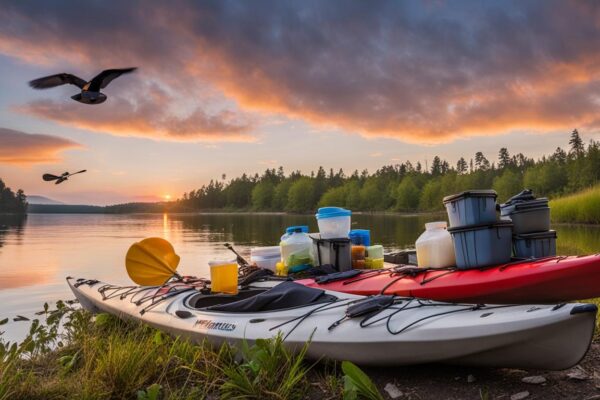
[443,190,497,228]
[315,207,352,239]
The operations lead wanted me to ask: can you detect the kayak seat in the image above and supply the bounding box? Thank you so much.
[203,281,337,313]
[187,289,269,309]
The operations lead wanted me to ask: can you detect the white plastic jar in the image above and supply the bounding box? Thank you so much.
[415,221,456,268]
[315,207,352,239]
[280,227,313,271]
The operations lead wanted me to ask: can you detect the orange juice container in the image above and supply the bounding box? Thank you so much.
[351,245,366,269]
[209,259,239,294]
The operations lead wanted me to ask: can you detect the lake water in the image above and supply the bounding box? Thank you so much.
[1,212,600,342]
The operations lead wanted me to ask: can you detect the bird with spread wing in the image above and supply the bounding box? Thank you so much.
[29,68,137,105]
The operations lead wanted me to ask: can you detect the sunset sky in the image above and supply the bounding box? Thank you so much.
[0,1,599,205]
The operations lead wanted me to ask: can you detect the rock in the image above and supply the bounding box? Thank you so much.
[583,395,600,400]
[467,374,476,383]
[510,391,530,400]
[383,383,403,399]
[567,366,589,381]
[521,375,546,384]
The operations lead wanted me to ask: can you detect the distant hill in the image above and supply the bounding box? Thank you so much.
[27,195,64,205]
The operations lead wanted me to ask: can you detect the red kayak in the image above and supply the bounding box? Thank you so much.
[297,255,600,304]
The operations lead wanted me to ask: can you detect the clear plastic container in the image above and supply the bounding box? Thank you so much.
[280,228,313,269]
[366,245,384,259]
[316,207,352,239]
[209,259,238,294]
[351,245,366,269]
[250,246,281,272]
[415,221,456,268]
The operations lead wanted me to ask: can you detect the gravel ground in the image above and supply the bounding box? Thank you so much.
[309,342,600,400]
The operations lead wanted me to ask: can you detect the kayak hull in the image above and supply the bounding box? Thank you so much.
[298,255,600,304]
[68,277,596,370]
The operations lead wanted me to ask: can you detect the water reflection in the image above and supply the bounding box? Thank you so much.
[0,214,26,248]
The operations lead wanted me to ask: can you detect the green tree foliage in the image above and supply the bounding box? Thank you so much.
[286,178,316,212]
[498,148,511,169]
[394,176,420,211]
[569,129,585,159]
[251,181,275,210]
[0,179,27,214]
[176,130,600,212]
[493,169,523,202]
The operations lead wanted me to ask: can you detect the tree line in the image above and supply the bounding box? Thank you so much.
[0,179,27,214]
[174,129,600,212]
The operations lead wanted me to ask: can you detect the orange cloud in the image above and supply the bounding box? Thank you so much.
[0,127,81,165]
[2,2,600,143]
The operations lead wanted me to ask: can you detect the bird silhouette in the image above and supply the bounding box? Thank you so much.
[42,170,87,185]
[29,68,137,104]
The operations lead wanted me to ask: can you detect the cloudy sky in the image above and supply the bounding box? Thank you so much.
[0,0,599,205]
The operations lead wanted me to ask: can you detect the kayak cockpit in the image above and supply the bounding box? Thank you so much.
[186,281,338,312]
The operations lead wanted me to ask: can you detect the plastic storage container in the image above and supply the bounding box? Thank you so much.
[500,192,550,234]
[351,245,366,269]
[365,257,384,269]
[315,207,352,239]
[366,245,384,259]
[250,246,281,272]
[209,260,239,294]
[311,234,352,271]
[349,229,371,246]
[443,190,498,228]
[513,230,557,259]
[415,221,456,268]
[280,227,313,272]
[448,220,513,269]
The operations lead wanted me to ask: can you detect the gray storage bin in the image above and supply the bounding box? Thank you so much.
[500,198,550,234]
[513,230,557,259]
[443,190,498,228]
[310,234,352,271]
[448,220,513,269]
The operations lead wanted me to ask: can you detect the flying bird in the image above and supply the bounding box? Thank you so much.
[42,170,87,185]
[29,68,137,104]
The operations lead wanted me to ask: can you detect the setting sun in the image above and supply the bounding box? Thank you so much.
[164,194,171,201]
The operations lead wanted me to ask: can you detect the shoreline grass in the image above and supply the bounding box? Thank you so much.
[0,301,382,400]
[551,185,600,224]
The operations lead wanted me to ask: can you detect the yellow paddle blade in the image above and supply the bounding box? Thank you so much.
[125,237,180,285]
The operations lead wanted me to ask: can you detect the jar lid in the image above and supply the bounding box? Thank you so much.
[285,225,309,234]
[443,190,497,204]
[425,221,447,230]
[316,207,352,219]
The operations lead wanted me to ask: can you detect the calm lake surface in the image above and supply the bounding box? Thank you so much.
[1,212,600,342]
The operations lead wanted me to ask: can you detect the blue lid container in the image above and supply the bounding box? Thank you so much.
[315,207,352,220]
[285,225,309,234]
[349,229,371,246]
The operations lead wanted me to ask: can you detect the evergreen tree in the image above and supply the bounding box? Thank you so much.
[569,129,585,158]
[498,147,511,169]
[456,157,468,174]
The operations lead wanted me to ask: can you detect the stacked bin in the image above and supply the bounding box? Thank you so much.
[443,190,513,269]
[500,190,556,259]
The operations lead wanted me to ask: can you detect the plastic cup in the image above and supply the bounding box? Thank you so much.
[209,260,238,294]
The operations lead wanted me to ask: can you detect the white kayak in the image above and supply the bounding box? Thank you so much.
[67,276,596,370]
